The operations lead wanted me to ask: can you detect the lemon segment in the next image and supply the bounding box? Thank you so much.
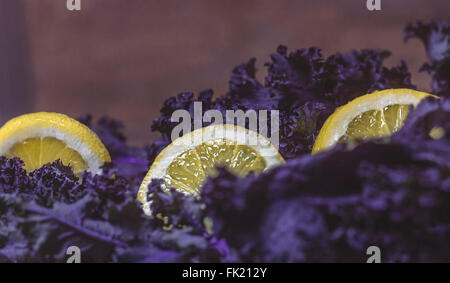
[138,124,284,213]
[164,139,268,195]
[7,137,88,174]
[0,112,111,174]
[312,89,437,153]
[342,104,410,141]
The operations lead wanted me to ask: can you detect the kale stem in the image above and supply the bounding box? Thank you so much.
[26,207,128,248]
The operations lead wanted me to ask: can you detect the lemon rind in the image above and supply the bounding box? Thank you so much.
[0,112,111,174]
[312,89,435,153]
[138,124,284,209]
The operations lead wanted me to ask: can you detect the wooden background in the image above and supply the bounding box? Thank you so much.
[1,0,449,145]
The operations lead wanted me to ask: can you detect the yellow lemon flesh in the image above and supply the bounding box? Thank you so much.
[164,139,268,195]
[0,112,111,175]
[8,137,88,173]
[312,89,436,154]
[138,124,284,214]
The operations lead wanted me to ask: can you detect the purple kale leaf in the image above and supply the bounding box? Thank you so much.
[146,179,204,232]
[198,96,450,262]
[405,21,450,97]
[0,157,221,262]
[394,97,450,169]
[199,136,449,262]
[147,90,218,164]
[269,47,414,158]
[0,157,33,194]
[226,58,277,110]
[148,45,414,160]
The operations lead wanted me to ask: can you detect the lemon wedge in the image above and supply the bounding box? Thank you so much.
[0,112,111,175]
[138,124,284,213]
[312,89,437,154]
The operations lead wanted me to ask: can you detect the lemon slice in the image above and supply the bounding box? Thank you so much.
[0,112,111,175]
[312,89,437,154]
[138,124,284,212]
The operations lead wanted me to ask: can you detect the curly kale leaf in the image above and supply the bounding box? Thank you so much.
[148,46,414,159]
[406,21,450,97]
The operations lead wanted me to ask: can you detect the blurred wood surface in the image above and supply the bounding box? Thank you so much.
[9,0,450,145]
[0,0,32,124]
